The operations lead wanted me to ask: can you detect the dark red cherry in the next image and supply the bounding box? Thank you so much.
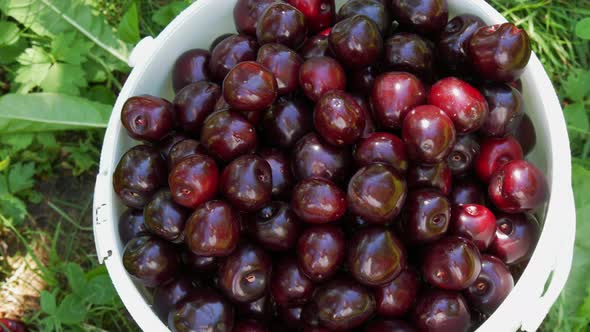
[480,83,524,137]
[407,162,452,195]
[402,105,456,164]
[259,148,295,198]
[182,251,217,273]
[312,279,376,330]
[297,224,345,281]
[236,295,275,320]
[184,200,240,256]
[173,81,221,133]
[347,163,407,224]
[447,135,480,175]
[348,226,406,286]
[365,320,417,332]
[371,72,426,129]
[220,154,272,212]
[422,236,482,290]
[300,34,332,59]
[300,56,346,102]
[292,177,347,224]
[391,0,448,36]
[121,95,175,142]
[233,0,277,36]
[0,319,27,332]
[247,201,302,251]
[450,204,496,250]
[234,320,268,332]
[262,98,313,149]
[280,306,304,327]
[328,15,383,68]
[271,256,315,306]
[168,154,218,209]
[153,276,195,320]
[292,133,352,183]
[223,61,277,112]
[157,133,189,162]
[465,255,514,315]
[210,34,236,52]
[412,289,471,332]
[402,189,450,244]
[200,110,257,162]
[374,268,420,317]
[168,139,207,168]
[172,49,211,93]
[257,43,303,95]
[469,23,532,82]
[314,90,365,146]
[338,0,391,35]
[354,132,408,173]
[118,209,147,244]
[437,15,486,73]
[209,34,258,82]
[287,0,335,33]
[113,145,166,208]
[169,288,234,332]
[257,3,307,49]
[428,77,489,134]
[144,190,189,243]
[384,33,433,78]
[349,65,380,97]
[489,213,539,264]
[475,136,523,183]
[514,113,536,155]
[352,95,377,138]
[122,235,180,287]
[450,178,486,206]
[218,243,272,302]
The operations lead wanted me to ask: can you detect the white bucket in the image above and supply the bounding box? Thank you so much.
[93,0,576,331]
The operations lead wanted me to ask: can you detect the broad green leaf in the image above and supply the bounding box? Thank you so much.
[1,133,34,151]
[39,63,87,95]
[561,246,590,316]
[0,194,27,224]
[40,290,57,315]
[35,132,58,149]
[84,275,117,305]
[85,85,116,105]
[0,93,111,134]
[152,1,191,27]
[0,38,28,65]
[56,294,87,325]
[14,63,51,93]
[17,46,51,64]
[565,103,589,133]
[51,32,92,65]
[563,70,590,102]
[576,17,590,40]
[84,59,107,83]
[0,21,20,46]
[118,2,140,44]
[8,162,35,193]
[65,263,87,296]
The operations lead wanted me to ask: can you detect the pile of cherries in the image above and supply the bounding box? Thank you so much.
[114,0,548,331]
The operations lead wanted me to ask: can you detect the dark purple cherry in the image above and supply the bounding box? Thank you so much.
[257,3,307,49]
[514,113,536,155]
[153,276,195,320]
[223,61,277,112]
[437,15,486,73]
[422,236,482,290]
[271,256,315,306]
[371,72,426,129]
[200,110,257,162]
[447,135,480,175]
[292,178,346,223]
[451,178,486,206]
[218,243,272,302]
[300,56,346,102]
[168,139,207,168]
[220,154,272,212]
[489,212,539,264]
[292,133,352,183]
[465,255,514,315]
[280,306,304,327]
[168,154,218,209]
[402,189,450,244]
[352,95,377,138]
[234,320,268,332]
[374,268,420,317]
[300,33,332,59]
[144,189,189,243]
[475,136,523,183]
[209,34,258,82]
[328,15,383,68]
[172,49,211,93]
[469,23,532,82]
[480,83,524,137]
[211,33,237,52]
[259,148,295,198]
[236,295,275,321]
[113,145,166,208]
[450,204,496,250]
[121,95,175,142]
[173,81,221,133]
[257,43,303,95]
[262,98,312,148]
[347,163,407,224]
[182,251,217,273]
[354,132,408,173]
[233,0,277,36]
[365,320,417,332]
[157,133,189,162]
[287,0,335,33]
[407,162,452,195]
[314,90,365,146]
[297,225,345,281]
[349,65,379,97]
[402,105,456,164]
[384,33,433,78]
[184,200,240,256]
[348,226,406,286]
[412,289,471,332]
[337,0,391,35]
[118,209,147,244]
[247,201,302,251]
[391,0,448,36]
[169,288,234,332]
[122,235,180,287]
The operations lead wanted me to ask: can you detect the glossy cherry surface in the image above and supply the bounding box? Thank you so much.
[184,200,240,256]
[168,139,207,168]
[121,95,175,142]
[515,113,536,155]
[489,213,539,264]
[402,105,456,164]
[314,90,365,146]
[437,15,486,73]
[349,65,379,97]
[292,177,347,223]
[447,135,480,175]
[113,145,166,208]
[450,178,486,206]
[328,15,383,68]
[259,148,295,198]
[300,34,332,60]
[370,72,426,129]
[168,154,218,209]
[450,204,496,250]
[173,81,221,133]
[233,0,277,36]
[299,56,346,102]
[402,189,450,244]
[291,133,352,183]
[0,319,27,332]
[223,61,277,112]
[247,201,302,251]
[220,154,272,212]
[257,43,303,95]
[465,255,514,315]
[407,161,452,195]
[200,110,257,162]
[209,34,258,82]
[412,289,471,332]
[352,95,377,138]
[182,251,217,273]
[287,0,335,33]
[262,98,312,149]
[488,160,548,212]
[391,0,448,36]
[297,224,345,281]
[337,0,391,35]
[257,3,307,49]
[480,83,524,137]
[469,23,532,82]
[374,268,420,317]
[218,243,272,302]
[169,288,234,332]
[144,190,189,243]
[279,306,304,327]
[172,49,211,93]
[234,320,268,332]
[475,136,523,183]
[157,133,189,162]
[365,320,417,332]
[384,33,433,78]
[123,235,180,287]
[271,256,315,306]
[118,209,147,244]
[347,163,407,224]
[354,132,408,174]
[348,226,406,286]
[153,276,195,320]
